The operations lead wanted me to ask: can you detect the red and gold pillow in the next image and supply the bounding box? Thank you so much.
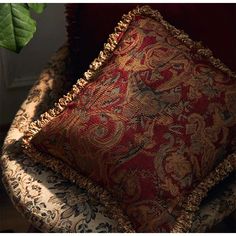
[23,5,236,233]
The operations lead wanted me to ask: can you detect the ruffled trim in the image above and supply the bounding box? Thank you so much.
[23,5,236,233]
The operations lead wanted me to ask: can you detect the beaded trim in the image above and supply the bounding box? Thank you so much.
[22,5,236,232]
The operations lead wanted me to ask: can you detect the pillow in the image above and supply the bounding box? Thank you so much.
[23,5,236,232]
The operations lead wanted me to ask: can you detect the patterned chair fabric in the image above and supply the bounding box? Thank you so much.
[1,46,236,232]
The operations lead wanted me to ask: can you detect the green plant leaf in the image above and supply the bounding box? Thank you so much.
[0,3,36,53]
[27,3,46,14]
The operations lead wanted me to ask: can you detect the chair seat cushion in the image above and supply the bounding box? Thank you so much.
[1,46,235,233]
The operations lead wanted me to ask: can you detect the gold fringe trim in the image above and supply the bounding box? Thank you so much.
[22,5,236,233]
[171,153,236,232]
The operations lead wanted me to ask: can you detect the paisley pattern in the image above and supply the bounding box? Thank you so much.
[26,11,236,232]
[1,45,236,233]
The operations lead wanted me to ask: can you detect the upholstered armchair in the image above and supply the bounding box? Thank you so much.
[1,4,236,232]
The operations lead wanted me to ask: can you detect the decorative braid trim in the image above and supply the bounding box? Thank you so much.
[22,5,236,233]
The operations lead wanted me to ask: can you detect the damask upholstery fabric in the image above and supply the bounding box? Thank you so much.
[1,45,236,233]
[22,6,236,232]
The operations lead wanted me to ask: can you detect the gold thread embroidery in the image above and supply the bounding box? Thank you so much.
[22,5,236,233]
